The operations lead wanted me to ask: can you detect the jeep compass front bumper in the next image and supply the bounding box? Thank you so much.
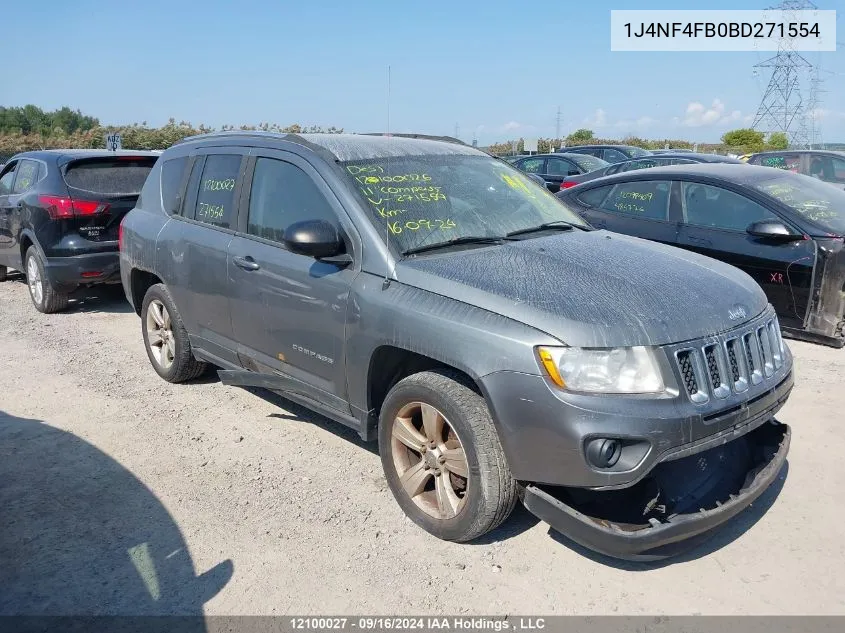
[522,420,789,561]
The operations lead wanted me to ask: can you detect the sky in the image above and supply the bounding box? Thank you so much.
[3,0,843,145]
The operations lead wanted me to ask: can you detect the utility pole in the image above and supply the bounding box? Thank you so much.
[555,106,562,140]
[751,0,820,148]
[454,123,460,140]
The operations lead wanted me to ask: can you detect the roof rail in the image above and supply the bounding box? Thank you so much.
[359,133,468,146]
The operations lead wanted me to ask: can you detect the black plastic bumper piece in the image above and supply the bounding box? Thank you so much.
[44,252,121,291]
[521,421,790,561]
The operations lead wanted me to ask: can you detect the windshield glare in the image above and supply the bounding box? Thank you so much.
[341,154,589,254]
[571,155,609,173]
[627,147,651,158]
[753,173,845,235]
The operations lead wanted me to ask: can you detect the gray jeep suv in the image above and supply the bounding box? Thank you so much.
[120,132,792,560]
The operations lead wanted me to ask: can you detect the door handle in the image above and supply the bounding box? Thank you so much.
[232,255,260,271]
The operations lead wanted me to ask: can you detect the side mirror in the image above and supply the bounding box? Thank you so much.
[746,220,803,242]
[284,219,349,262]
[527,174,546,187]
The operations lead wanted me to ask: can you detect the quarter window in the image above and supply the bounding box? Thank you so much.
[602,148,628,163]
[682,182,777,231]
[191,155,242,229]
[160,156,189,214]
[601,180,671,220]
[247,158,337,245]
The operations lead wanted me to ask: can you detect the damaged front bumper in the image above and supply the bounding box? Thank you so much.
[521,420,790,561]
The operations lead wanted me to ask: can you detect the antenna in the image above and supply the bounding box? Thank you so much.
[384,65,393,287]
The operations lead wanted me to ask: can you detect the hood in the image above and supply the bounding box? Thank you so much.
[396,230,769,347]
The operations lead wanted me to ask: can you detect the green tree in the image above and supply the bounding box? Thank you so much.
[721,128,765,151]
[767,132,789,150]
[566,128,593,144]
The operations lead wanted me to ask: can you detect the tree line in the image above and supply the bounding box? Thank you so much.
[0,105,343,157]
[485,127,790,157]
[0,105,791,159]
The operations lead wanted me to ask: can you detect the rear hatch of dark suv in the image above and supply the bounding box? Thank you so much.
[57,154,158,248]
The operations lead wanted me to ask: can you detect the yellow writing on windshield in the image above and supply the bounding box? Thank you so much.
[500,173,535,197]
[388,218,457,234]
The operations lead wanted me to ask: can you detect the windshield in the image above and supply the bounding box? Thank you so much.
[626,147,652,158]
[753,173,845,235]
[570,155,609,173]
[341,154,590,254]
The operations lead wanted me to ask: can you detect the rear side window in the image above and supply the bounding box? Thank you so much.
[755,153,801,173]
[13,160,39,194]
[576,185,613,207]
[64,157,157,195]
[603,148,628,163]
[546,158,577,176]
[517,158,544,174]
[160,156,189,213]
[602,180,671,220]
[191,154,243,229]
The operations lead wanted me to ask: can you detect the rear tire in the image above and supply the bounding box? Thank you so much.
[378,369,518,542]
[25,247,69,314]
[141,283,207,383]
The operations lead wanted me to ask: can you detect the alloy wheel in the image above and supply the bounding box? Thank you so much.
[390,402,470,520]
[27,256,43,306]
[145,299,175,369]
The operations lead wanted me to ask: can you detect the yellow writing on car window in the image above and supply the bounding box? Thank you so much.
[354,173,432,185]
[197,202,225,220]
[388,218,457,234]
[615,202,646,213]
[500,173,535,197]
[203,178,235,192]
[618,191,654,201]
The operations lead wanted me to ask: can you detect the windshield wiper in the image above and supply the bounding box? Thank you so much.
[506,220,577,238]
[402,236,510,257]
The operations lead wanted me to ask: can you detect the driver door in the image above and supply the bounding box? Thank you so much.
[227,150,358,414]
[675,180,816,329]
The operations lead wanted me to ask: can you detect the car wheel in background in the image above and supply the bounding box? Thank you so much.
[25,247,69,314]
[140,283,207,383]
[0,265,6,282]
[378,369,518,542]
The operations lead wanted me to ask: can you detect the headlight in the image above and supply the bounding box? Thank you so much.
[537,346,665,394]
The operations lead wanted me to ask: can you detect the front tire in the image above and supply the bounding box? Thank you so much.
[141,283,207,383]
[378,370,518,542]
[25,247,69,313]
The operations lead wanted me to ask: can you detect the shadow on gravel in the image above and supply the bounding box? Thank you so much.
[6,272,134,314]
[0,410,233,619]
[546,461,789,569]
[246,386,379,455]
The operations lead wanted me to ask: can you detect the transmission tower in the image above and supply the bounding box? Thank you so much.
[751,0,819,148]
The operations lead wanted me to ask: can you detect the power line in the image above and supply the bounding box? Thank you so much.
[751,0,820,148]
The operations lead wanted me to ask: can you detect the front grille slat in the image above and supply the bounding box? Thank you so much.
[674,313,785,403]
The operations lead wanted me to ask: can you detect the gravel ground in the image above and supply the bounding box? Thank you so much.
[1,272,844,616]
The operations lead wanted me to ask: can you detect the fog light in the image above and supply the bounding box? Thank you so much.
[586,438,621,469]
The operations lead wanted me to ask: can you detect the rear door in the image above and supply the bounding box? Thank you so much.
[5,159,41,265]
[571,178,680,245]
[61,155,157,249]
[543,157,579,192]
[161,149,246,365]
[227,150,358,413]
[675,180,816,329]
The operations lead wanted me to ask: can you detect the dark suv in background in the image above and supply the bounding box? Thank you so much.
[560,144,653,163]
[119,131,791,560]
[0,150,159,312]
